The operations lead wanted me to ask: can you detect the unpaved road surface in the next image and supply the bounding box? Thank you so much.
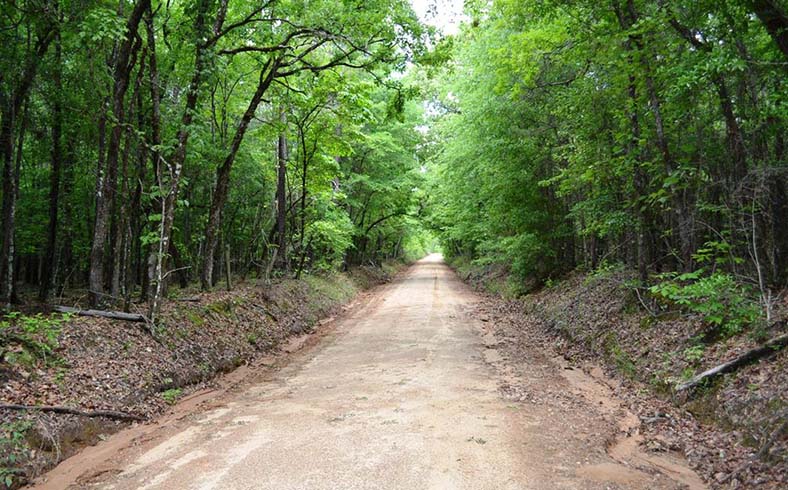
[32,255,706,489]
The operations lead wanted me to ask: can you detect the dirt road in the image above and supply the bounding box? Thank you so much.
[32,255,706,489]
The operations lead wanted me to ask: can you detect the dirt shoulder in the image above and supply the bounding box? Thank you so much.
[0,264,404,489]
[455,263,786,490]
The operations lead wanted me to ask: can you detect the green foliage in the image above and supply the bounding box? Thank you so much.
[160,388,182,405]
[587,262,627,282]
[305,207,355,271]
[0,0,784,374]
[0,313,70,368]
[184,309,205,327]
[0,0,431,310]
[650,271,762,336]
[692,240,743,268]
[422,0,787,337]
[400,227,438,262]
[477,233,555,282]
[341,87,427,267]
[683,344,705,364]
[78,8,127,44]
[0,420,32,488]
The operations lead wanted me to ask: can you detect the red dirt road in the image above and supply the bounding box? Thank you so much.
[31,255,706,489]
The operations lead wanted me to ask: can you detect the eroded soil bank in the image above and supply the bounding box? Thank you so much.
[0,264,402,488]
[457,262,786,489]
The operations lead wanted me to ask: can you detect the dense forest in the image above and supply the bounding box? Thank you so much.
[0,0,434,321]
[426,0,788,326]
[1,0,786,328]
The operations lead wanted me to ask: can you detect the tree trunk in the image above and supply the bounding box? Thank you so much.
[0,27,53,305]
[715,77,748,183]
[0,149,14,306]
[39,32,63,301]
[677,332,788,391]
[275,109,288,270]
[614,0,649,285]
[0,404,144,422]
[0,108,18,306]
[167,239,189,289]
[770,176,788,286]
[57,137,76,297]
[200,59,279,290]
[111,127,132,298]
[749,0,788,60]
[299,126,309,251]
[626,0,695,272]
[111,68,140,298]
[147,0,228,323]
[295,237,312,280]
[663,7,749,183]
[89,0,149,307]
[127,55,148,306]
[141,8,160,303]
[224,244,232,290]
[53,305,145,322]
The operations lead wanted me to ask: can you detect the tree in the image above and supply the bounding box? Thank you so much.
[39,25,63,301]
[0,1,56,305]
[88,0,150,307]
[199,0,425,289]
[0,0,430,316]
[425,0,788,293]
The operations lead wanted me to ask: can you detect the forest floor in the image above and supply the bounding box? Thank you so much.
[457,261,786,490]
[26,255,707,490]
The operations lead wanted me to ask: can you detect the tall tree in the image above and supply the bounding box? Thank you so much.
[0,0,427,312]
[39,27,63,301]
[88,0,149,307]
[0,5,55,304]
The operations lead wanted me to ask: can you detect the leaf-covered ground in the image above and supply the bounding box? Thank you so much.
[460,264,786,490]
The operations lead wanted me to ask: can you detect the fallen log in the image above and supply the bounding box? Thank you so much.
[53,306,145,322]
[676,333,788,391]
[0,404,145,421]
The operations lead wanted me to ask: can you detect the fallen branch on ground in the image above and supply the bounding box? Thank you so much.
[676,332,788,392]
[54,306,145,322]
[0,404,145,421]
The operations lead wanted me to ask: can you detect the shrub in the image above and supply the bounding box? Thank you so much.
[649,270,761,337]
[160,388,182,405]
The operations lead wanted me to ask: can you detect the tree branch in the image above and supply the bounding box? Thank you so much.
[0,404,145,421]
